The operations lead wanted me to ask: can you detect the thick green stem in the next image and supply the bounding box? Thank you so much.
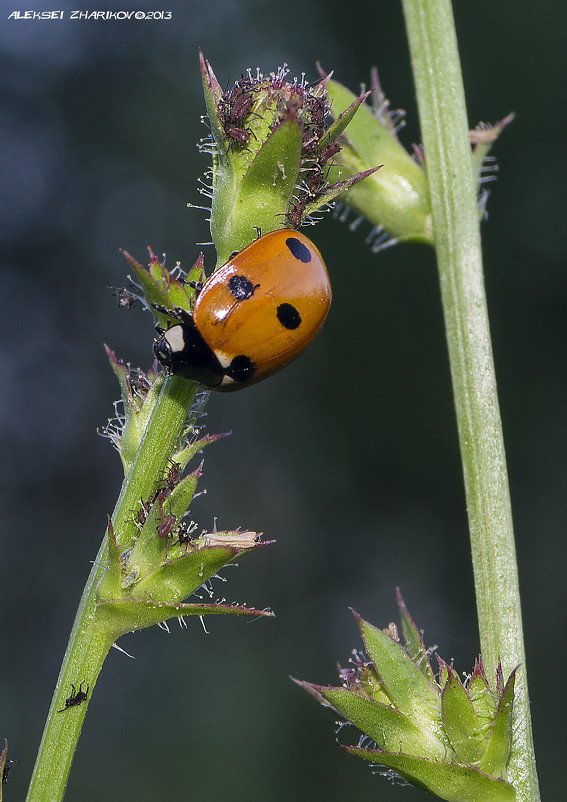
[401,1,539,800]
[26,375,197,802]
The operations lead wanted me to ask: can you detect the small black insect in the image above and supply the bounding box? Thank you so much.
[176,520,197,547]
[111,285,141,309]
[58,682,89,713]
[2,759,17,785]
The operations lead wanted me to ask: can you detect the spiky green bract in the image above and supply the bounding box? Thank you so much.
[321,70,433,245]
[295,594,517,802]
[199,54,379,267]
[322,72,514,248]
[120,247,205,354]
[469,114,515,197]
[27,355,272,801]
[97,522,272,639]
[97,350,272,636]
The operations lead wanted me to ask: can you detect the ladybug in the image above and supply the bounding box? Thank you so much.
[153,230,331,391]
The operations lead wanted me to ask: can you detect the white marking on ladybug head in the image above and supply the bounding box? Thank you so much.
[164,325,186,354]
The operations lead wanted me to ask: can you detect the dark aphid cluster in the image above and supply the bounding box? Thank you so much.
[267,76,344,227]
[218,80,257,146]
[215,66,344,229]
[132,461,201,550]
[135,461,181,530]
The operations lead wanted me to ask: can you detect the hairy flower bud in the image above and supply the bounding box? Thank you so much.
[321,68,433,248]
[199,54,379,265]
[296,592,517,802]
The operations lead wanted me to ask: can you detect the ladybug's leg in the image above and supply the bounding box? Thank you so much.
[151,303,193,323]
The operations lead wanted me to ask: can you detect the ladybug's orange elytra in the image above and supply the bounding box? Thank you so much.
[154,229,332,391]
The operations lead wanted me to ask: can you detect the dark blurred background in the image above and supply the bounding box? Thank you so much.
[1,1,564,799]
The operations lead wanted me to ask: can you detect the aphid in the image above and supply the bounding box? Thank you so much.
[220,82,256,145]
[157,513,177,540]
[164,461,182,490]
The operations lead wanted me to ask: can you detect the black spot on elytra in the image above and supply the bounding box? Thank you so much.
[227,354,256,382]
[285,237,312,263]
[277,303,301,330]
[228,274,259,301]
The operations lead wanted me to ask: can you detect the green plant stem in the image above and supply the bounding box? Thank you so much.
[400,1,539,800]
[26,375,198,802]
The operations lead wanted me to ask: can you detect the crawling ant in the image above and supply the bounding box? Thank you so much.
[58,682,89,713]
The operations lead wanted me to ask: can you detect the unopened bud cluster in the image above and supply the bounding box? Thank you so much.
[199,55,379,265]
[297,593,517,802]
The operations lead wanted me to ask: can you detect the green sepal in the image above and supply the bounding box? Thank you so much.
[122,499,167,583]
[470,113,515,191]
[198,58,382,256]
[315,90,371,154]
[159,467,201,516]
[173,432,228,472]
[104,352,220,479]
[325,76,406,165]
[297,597,519,800]
[480,668,516,775]
[130,538,255,601]
[121,249,194,315]
[324,77,433,244]
[299,682,441,758]
[340,745,516,802]
[397,589,436,684]
[211,118,303,266]
[353,610,440,719]
[119,465,203,581]
[104,347,166,473]
[468,661,498,726]
[98,525,268,614]
[199,51,227,159]
[440,661,486,765]
[121,249,201,323]
[300,167,381,221]
[96,597,273,639]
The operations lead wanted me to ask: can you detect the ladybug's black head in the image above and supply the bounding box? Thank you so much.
[153,321,225,389]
